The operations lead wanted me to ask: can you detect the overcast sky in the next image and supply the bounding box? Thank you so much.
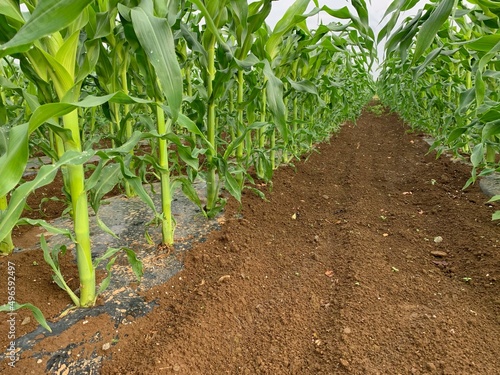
[267,0,428,77]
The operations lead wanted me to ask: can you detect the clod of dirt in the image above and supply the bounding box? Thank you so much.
[431,251,448,258]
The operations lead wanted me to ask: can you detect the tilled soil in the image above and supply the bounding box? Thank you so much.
[1,103,499,374]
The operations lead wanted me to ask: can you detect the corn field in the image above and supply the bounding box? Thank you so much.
[0,0,375,320]
[378,0,500,210]
[0,0,498,328]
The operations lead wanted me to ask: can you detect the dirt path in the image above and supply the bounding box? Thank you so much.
[2,103,499,374]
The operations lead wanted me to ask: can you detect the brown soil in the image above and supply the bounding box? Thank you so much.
[1,103,499,374]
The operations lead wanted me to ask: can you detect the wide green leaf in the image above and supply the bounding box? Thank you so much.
[467,34,500,52]
[0,0,24,23]
[262,61,287,142]
[266,0,310,59]
[412,0,454,63]
[130,7,182,121]
[0,123,29,198]
[0,151,93,245]
[0,0,93,57]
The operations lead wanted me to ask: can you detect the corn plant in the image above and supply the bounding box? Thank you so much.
[0,1,143,307]
[378,0,500,218]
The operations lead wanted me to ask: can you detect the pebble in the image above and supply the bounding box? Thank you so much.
[426,362,437,372]
[343,327,352,334]
[102,342,111,351]
[339,358,350,368]
[430,251,448,257]
[433,236,443,243]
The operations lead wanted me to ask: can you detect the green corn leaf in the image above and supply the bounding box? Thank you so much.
[475,38,500,108]
[487,195,500,203]
[55,30,80,81]
[383,0,420,19]
[0,14,16,44]
[223,167,242,202]
[130,7,182,121]
[0,0,24,23]
[96,215,119,239]
[470,143,484,168]
[40,236,80,306]
[351,0,369,30]
[482,120,500,141]
[413,46,443,78]
[17,218,75,240]
[321,5,351,19]
[160,104,214,152]
[475,69,486,108]
[248,0,272,33]
[457,88,475,115]
[187,0,231,53]
[0,151,94,245]
[165,134,199,170]
[93,10,117,39]
[93,247,123,268]
[447,127,468,143]
[480,107,500,123]
[0,123,29,198]
[467,35,500,52]
[378,11,400,43]
[0,0,93,57]
[96,255,117,295]
[37,47,75,97]
[287,78,318,95]
[262,61,287,142]
[266,0,310,59]
[117,159,158,215]
[178,177,203,210]
[385,10,422,57]
[0,302,52,333]
[124,247,143,282]
[223,121,267,160]
[28,92,152,134]
[412,0,454,63]
[88,162,122,213]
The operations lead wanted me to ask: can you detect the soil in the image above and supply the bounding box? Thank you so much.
[1,102,499,374]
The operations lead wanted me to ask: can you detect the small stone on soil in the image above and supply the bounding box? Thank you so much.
[426,362,437,372]
[431,251,448,257]
[339,358,350,368]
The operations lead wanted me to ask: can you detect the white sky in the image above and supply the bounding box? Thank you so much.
[267,0,429,77]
